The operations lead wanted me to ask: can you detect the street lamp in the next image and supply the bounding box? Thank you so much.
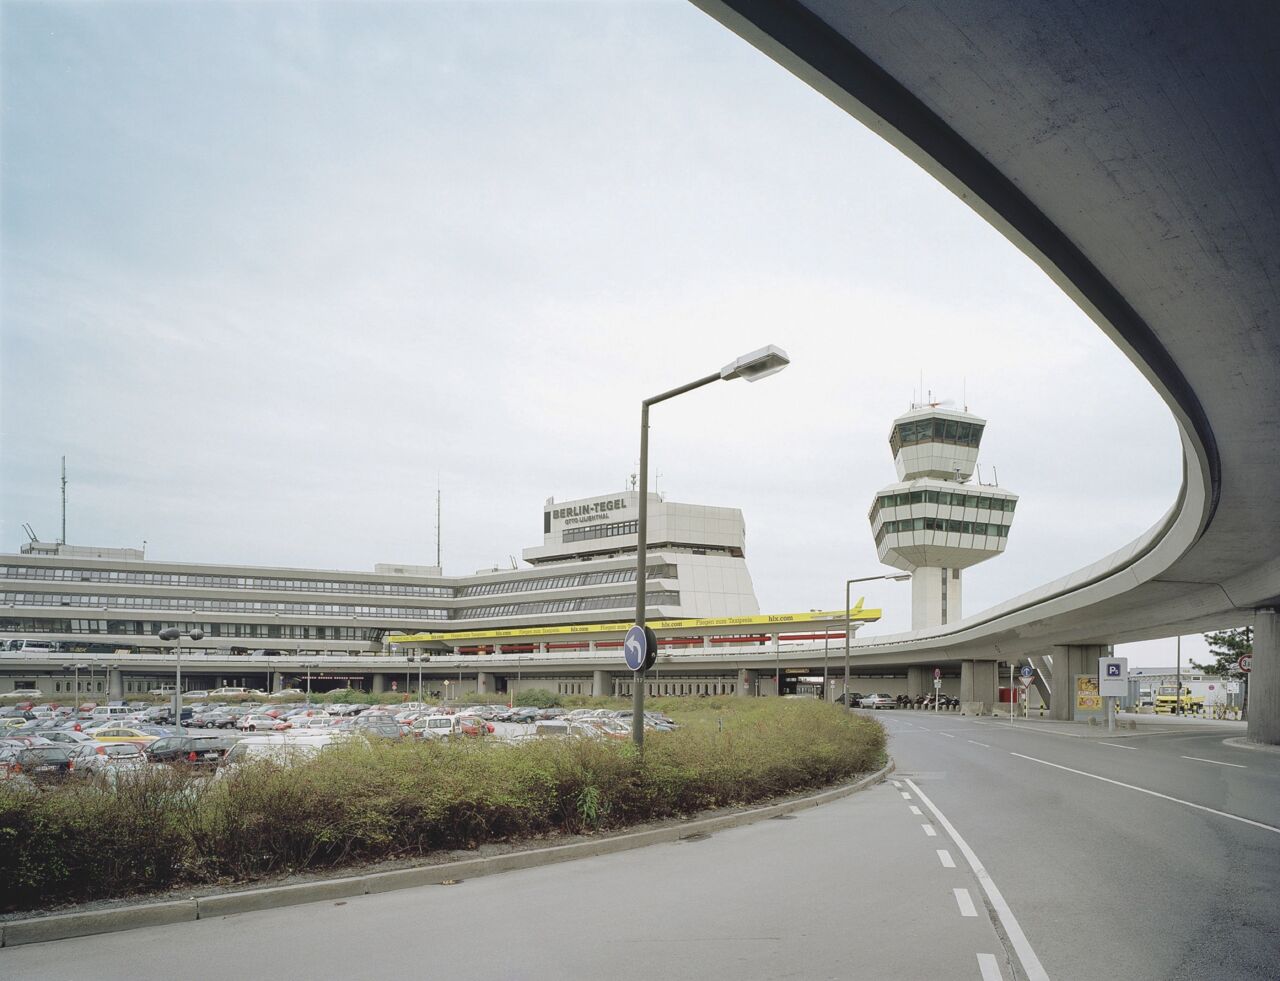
[157,626,204,735]
[633,345,791,748]
[843,574,911,706]
[73,662,87,706]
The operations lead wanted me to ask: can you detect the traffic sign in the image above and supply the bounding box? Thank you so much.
[623,624,658,672]
[933,678,942,690]
[623,626,647,671]
[1018,675,1034,687]
[1098,657,1128,697]
[1227,681,1241,694]
[1239,654,1253,673]
[1020,665,1034,679]
[933,668,941,680]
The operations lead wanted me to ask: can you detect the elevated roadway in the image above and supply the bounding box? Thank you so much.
[688,0,1280,739]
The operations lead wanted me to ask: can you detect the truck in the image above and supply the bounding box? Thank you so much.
[1153,685,1204,714]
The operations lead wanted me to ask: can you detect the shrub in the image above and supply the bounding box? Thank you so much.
[0,701,882,912]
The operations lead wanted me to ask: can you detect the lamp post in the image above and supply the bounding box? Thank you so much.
[157,626,204,735]
[632,345,791,748]
[843,574,911,706]
[74,662,87,705]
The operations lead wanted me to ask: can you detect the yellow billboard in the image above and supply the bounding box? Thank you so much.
[387,602,880,646]
[1075,675,1102,713]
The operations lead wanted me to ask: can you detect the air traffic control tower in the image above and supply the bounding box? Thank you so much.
[868,405,1017,629]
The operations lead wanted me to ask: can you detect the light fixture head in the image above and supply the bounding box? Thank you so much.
[890,574,912,582]
[157,628,181,641]
[189,628,205,641]
[720,344,791,383]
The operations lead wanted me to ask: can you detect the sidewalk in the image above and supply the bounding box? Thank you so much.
[971,710,1244,739]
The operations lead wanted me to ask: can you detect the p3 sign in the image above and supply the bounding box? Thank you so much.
[624,624,658,672]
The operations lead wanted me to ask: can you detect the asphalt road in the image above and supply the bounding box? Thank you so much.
[3,712,1275,980]
[879,711,1279,980]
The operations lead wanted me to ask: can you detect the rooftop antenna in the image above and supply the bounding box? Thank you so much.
[60,456,68,544]
[963,377,968,413]
[22,523,38,543]
[993,466,1000,486]
[435,477,441,569]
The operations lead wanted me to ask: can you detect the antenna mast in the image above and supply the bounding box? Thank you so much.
[435,479,441,569]
[60,456,67,544]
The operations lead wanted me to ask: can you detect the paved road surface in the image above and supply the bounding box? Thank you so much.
[3,713,1275,980]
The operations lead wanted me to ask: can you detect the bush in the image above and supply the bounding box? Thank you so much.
[511,688,561,708]
[0,701,883,912]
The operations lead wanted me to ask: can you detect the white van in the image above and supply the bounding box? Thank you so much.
[91,705,136,721]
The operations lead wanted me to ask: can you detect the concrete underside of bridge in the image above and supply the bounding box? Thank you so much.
[689,0,1280,739]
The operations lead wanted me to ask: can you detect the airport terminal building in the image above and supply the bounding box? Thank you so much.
[0,491,764,695]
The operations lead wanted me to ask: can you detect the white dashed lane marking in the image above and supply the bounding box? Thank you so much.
[954,887,978,917]
[937,849,956,868]
[1181,755,1246,768]
[977,952,1004,981]
[922,824,937,837]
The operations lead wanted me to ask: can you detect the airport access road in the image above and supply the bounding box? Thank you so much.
[0,775,1027,981]
[878,711,1280,980]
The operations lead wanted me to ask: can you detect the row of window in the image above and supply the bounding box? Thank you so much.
[889,417,984,455]
[457,590,680,620]
[1,593,450,620]
[458,564,676,597]
[561,520,639,544]
[875,518,1011,546]
[871,490,1016,520]
[0,618,380,641]
[1,566,452,598]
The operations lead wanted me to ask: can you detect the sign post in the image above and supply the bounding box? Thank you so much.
[1099,657,1129,732]
[1020,665,1035,719]
[933,668,941,712]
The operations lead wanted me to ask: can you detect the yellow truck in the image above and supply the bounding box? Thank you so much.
[1153,685,1204,714]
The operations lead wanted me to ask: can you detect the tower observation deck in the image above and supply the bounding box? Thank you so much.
[868,405,1017,629]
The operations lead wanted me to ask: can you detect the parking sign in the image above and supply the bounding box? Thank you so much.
[1098,657,1128,697]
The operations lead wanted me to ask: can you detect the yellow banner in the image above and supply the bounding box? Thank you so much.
[387,602,879,646]
[1075,675,1102,712]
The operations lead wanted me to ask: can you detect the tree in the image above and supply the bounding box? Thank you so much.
[1193,627,1252,676]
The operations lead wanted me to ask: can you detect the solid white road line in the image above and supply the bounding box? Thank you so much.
[936,849,956,868]
[954,887,978,917]
[909,805,922,815]
[1098,741,1138,750]
[923,824,937,837]
[1009,753,1278,835]
[977,952,1004,981]
[907,778,1049,981]
[968,740,991,748]
[1181,755,1246,768]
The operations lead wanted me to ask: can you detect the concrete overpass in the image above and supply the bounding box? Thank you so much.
[685,0,1280,740]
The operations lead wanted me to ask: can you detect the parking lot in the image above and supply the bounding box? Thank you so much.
[0,697,679,788]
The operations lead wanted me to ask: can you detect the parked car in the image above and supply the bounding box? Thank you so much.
[91,725,165,746]
[12,745,78,784]
[409,715,458,740]
[78,742,149,776]
[237,714,281,732]
[146,733,242,766]
[352,714,402,739]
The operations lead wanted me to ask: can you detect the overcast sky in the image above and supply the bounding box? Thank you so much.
[0,1,1226,667]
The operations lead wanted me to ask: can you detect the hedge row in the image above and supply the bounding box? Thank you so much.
[0,700,884,911]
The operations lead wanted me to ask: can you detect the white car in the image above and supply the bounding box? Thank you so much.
[5,689,43,699]
[858,693,897,709]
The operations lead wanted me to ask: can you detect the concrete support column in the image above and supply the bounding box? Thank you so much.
[592,670,610,697]
[1247,609,1280,745]
[107,667,124,701]
[907,666,926,699]
[588,641,596,653]
[371,673,386,695]
[538,643,547,654]
[738,669,757,696]
[1048,645,1108,720]
[960,660,996,715]
[272,671,284,693]
[477,671,494,695]
[703,637,711,650]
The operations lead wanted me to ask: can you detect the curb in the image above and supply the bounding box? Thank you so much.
[1223,736,1280,755]
[0,760,893,948]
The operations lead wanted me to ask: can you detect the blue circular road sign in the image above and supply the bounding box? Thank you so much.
[1020,665,1035,679]
[624,625,648,671]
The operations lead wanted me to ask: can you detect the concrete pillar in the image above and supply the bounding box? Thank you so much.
[588,641,596,653]
[1247,609,1279,745]
[538,643,547,654]
[907,666,926,699]
[272,671,284,693]
[960,660,996,715]
[592,670,610,697]
[108,667,124,701]
[1048,645,1107,720]
[371,673,386,695]
[477,671,494,695]
[703,637,711,651]
[738,669,757,696]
